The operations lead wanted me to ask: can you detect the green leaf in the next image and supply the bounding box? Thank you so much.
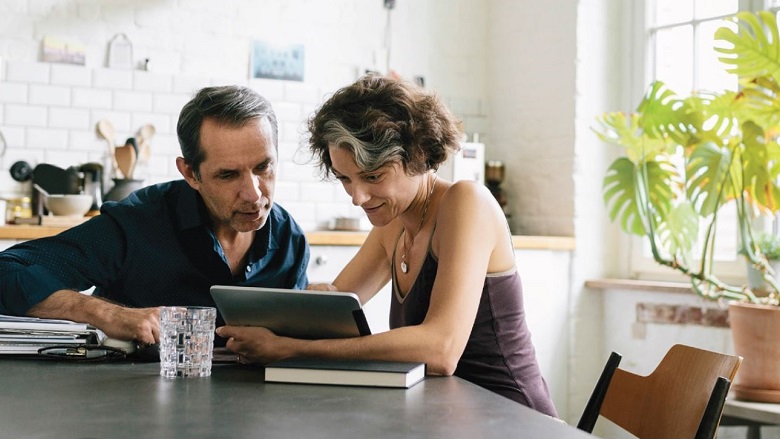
[655,203,699,257]
[741,76,780,128]
[687,92,739,142]
[741,121,780,213]
[715,11,780,84]
[593,112,668,163]
[686,141,733,216]
[603,157,676,236]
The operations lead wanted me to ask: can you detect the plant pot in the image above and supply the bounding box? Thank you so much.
[747,260,780,293]
[729,301,780,402]
[104,178,144,202]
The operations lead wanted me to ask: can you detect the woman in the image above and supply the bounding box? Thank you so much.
[217,75,557,416]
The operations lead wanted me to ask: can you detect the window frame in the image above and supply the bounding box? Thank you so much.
[626,0,776,282]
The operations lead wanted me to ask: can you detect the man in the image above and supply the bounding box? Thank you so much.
[0,85,310,346]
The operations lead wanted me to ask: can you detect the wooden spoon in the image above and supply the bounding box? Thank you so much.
[96,120,119,176]
[135,124,156,163]
[114,141,137,179]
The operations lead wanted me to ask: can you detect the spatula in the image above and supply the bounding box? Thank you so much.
[114,139,138,179]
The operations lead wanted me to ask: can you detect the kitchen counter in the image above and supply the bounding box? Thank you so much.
[0,225,575,251]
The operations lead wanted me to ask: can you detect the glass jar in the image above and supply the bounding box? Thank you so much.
[6,197,33,224]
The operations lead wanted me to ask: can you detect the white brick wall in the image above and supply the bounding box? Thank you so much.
[0,0,493,231]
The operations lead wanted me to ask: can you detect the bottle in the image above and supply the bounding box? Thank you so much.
[6,197,32,224]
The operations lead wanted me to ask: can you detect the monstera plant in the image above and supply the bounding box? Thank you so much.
[596,11,780,305]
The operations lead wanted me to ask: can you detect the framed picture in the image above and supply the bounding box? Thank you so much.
[41,36,86,65]
[251,41,304,82]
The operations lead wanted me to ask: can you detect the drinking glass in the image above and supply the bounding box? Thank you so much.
[159,306,216,378]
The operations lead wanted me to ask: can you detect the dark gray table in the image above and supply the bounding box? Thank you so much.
[0,358,592,439]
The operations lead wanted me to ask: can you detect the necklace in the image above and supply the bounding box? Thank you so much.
[400,174,437,274]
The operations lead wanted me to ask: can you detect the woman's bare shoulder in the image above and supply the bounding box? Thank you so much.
[439,180,501,215]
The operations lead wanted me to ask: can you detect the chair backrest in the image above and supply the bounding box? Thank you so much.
[577,344,742,439]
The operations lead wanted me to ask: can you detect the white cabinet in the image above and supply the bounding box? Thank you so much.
[307,245,391,334]
[0,240,19,252]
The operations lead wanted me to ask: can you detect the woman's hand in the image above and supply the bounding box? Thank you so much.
[216,325,294,365]
[306,283,338,291]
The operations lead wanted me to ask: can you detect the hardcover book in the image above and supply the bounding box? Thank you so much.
[265,358,426,388]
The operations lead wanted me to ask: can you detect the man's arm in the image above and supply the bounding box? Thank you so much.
[0,215,161,343]
[0,215,125,316]
[28,290,160,344]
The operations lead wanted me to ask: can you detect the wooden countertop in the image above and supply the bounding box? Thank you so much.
[0,226,575,251]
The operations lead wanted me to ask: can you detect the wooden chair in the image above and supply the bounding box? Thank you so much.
[577,344,742,439]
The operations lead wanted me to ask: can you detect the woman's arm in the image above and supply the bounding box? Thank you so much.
[218,182,512,375]
[327,224,399,304]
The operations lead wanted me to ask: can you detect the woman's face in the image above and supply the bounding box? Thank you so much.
[328,144,418,227]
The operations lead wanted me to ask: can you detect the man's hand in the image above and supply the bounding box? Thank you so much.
[216,326,295,365]
[99,306,161,345]
[27,290,161,345]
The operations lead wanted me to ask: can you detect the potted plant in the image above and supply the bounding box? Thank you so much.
[745,232,780,293]
[595,10,780,401]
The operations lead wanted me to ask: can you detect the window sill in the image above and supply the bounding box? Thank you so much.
[585,278,692,295]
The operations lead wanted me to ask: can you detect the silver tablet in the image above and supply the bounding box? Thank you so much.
[210,286,371,339]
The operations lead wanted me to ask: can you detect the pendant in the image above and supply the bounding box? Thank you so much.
[401,261,408,273]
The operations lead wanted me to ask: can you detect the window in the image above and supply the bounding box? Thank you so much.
[628,0,780,281]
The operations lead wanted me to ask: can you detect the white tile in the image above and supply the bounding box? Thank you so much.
[5,61,49,84]
[130,113,171,136]
[113,91,153,112]
[93,68,133,90]
[0,83,28,104]
[89,111,132,137]
[49,107,90,129]
[4,104,47,127]
[279,200,317,223]
[4,147,43,169]
[153,93,189,114]
[133,71,172,92]
[29,84,71,106]
[209,77,248,88]
[248,79,284,102]
[72,88,112,109]
[284,83,321,104]
[44,150,89,168]
[274,181,300,202]
[0,126,25,148]
[279,120,305,143]
[298,181,336,203]
[148,133,179,155]
[172,76,211,95]
[277,141,301,162]
[273,102,303,122]
[26,127,68,149]
[70,129,110,153]
[50,64,91,86]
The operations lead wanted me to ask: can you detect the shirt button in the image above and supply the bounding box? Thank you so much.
[246,266,251,273]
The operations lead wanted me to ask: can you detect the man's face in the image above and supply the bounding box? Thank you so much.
[178,117,277,234]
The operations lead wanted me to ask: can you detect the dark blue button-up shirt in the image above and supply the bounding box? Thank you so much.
[0,180,310,332]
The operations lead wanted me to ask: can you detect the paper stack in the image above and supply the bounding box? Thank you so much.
[0,314,104,355]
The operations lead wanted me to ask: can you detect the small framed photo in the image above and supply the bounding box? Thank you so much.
[251,41,304,82]
[41,36,86,65]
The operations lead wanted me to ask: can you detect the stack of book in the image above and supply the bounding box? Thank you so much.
[0,314,104,355]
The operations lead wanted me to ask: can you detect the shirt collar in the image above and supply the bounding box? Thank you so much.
[174,182,279,252]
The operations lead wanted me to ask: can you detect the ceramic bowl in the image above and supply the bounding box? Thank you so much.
[44,194,93,217]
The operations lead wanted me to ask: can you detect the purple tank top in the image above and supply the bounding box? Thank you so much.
[390,251,558,417]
